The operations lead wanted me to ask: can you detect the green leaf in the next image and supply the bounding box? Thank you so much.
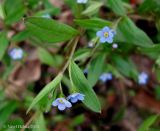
[138,0,160,13]
[71,114,85,127]
[138,115,159,131]
[38,47,63,67]
[154,86,160,100]
[0,3,5,19]
[11,30,30,42]
[27,73,63,113]
[6,118,24,131]
[33,112,46,131]
[0,32,9,61]
[69,61,101,113]
[74,48,91,61]
[112,55,138,80]
[88,54,106,87]
[82,1,103,16]
[149,128,160,131]
[25,17,79,44]
[4,0,26,25]
[107,0,126,16]
[140,44,160,59]
[33,8,61,17]
[0,101,18,127]
[74,18,112,29]
[116,17,153,47]
[112,106,125,122]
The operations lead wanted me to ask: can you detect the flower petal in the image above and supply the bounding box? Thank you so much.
[58,104,66,111]
[96,31,103,37]
[109,31,114,38]
[52,99,59,106]
[102,26,110,32]
[77,94,84,101]
[70,97,78,103]
[106,37,113,43]
[100,37,107,43]
[64,100,72,108]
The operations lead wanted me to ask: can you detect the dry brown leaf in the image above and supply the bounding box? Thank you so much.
[9,59,41,87]
[58,11,74,25]
[132,89,160,113]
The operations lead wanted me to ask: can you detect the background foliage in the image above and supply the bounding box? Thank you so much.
[0,0,160,130]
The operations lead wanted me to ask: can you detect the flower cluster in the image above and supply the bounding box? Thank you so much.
[99,73,113,82]
[52,93,85,111]
[8,48,24,60]
[96,26,116,44]
[77,0,88,4]
[138,72,149,85]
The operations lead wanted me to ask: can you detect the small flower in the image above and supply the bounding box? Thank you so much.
[96,26,116,44]
[99,73,112,82]
[9,48,23,60]
[67,93,85,103]
[77,0,88,4]
[83,68,88,74]
[52,98,72,111]
[138,72,149,85]
[112,43,118,49]
[42,14,51,19]
[88,41,94,48]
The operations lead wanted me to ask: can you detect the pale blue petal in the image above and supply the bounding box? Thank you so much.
[99,75,107,82]
[77,94,84,101]
[109,31,114,38]
[106,37,113,43]
[70,97,78,103]
[96,31,103,37]
[58,104,66,111]
[67,95,72,100]
[64,100,72,107]
[102,26,110,32]
[100,37,107,43]
[67,93,77,100]
[52,100,58,106]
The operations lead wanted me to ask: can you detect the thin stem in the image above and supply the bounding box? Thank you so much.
[59,83,64,97]
[61,36,80,74]
[85,38,100,67]
[21,112,37,131]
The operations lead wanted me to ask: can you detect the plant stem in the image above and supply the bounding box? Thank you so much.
[21,112,37,131]
[61,36,80,74]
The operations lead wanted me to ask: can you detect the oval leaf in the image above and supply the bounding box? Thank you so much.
[25,17,79,44]
[74,18,112,29]
[116,17,153,47]
[138,115,159,131]
[107,0,126,16]
[69,61,101,113]
[27,73,63,113]
[0,32,9,60]
[88,54,106,87]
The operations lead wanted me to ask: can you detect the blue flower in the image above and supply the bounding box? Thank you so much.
[52,98,72,111]
[99,73,112,82]
[77,0,88,4]
[96,26,116,43]
[67,93,85,103]
[8,48,23,60]
[138,72,149,85]
[83,68,88,74]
